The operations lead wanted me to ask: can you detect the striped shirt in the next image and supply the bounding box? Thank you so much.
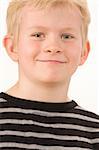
[0,92,99,150]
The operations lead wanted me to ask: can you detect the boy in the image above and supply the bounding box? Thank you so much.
[0,0,99,149]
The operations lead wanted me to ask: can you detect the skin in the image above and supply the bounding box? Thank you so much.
[4,5,90,102]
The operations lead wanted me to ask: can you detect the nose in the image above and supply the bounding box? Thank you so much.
[43,35,63,54]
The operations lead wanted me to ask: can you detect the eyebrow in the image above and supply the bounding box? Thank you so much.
[27,26,78,32]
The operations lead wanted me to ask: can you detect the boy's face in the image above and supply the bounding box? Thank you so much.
[8,5,89,85]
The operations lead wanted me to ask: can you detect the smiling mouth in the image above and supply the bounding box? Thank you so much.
[36,60,67,63]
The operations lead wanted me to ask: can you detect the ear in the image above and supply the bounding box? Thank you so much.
[3,35,19,62]
[79,41,90,65]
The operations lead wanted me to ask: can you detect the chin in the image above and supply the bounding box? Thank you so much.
[33,69,67,84]
[36,74,66,84]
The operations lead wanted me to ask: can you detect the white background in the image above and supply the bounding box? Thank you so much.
[0,0,99,114]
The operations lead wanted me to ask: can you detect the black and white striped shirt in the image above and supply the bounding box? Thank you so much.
[0,92,99,150]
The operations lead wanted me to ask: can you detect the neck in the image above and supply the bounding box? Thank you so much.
[6,80,70,103]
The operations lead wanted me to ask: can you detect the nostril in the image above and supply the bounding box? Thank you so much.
[47,50,52,53]
[45,49,61,53]
[56,50,61,53]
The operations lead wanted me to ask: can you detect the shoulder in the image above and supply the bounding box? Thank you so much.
[73,103,99,127]
[75,104,99,119]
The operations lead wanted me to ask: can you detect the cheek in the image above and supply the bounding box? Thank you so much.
[18,38,41,58]
[71,50,81,62]
[66,44,82,64]
[29,40,41,52]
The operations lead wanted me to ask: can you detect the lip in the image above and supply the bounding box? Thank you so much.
[36,60,67,63]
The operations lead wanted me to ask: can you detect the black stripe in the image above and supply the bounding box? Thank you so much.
[0,135,93,148]
[0,124,93,138]
[0,111,99,128]
[0,148,29,150]
[93,143,99,150]
[0,92,77,112]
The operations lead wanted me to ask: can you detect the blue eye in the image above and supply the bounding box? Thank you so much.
[61,34,74,40]
[31,32,45,40]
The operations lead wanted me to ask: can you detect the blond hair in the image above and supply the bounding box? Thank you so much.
[6,0,91,47]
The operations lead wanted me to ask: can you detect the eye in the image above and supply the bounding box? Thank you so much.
[30,32,45,40]
[61,33,74,40]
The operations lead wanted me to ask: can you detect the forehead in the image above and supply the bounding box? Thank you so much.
[20,4,82,31]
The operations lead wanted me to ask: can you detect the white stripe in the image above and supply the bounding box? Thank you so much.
[91,138,99,144]
[0,142,92,150]
[0,119,99,132]
[0,130,92,144]
[0,98,7,102]
[0,107,99,123]
[75,106,98,114]
[75,106,88,111]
